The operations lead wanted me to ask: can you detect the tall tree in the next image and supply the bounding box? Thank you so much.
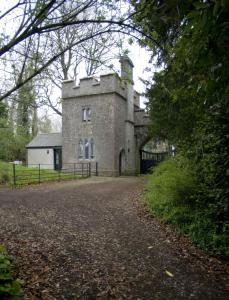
[0,102,16,161]
[132,0,229,254]
[16,84,35,136]
[0,0,146,101]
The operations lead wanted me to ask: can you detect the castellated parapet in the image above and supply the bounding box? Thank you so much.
[62,73,140,108]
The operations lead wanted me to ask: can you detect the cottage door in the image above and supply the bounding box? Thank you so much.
[54,148,62,170]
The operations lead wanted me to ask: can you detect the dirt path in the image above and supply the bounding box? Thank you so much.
[0,177,228,299]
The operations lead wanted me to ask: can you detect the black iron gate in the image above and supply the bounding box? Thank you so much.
[140,150,168,174]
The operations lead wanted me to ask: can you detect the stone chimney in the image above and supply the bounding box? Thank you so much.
[120,56,134,83]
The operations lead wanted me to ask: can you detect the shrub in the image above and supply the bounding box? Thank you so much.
[0,173,10,184]
[145,155,196,223]
[145,155,229,257]
[0,161,10,185]
[0,245,22,299]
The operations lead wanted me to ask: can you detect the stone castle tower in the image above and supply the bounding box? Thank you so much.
[62,57,149,176]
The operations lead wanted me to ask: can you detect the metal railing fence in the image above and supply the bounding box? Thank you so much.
[12,162,98,187]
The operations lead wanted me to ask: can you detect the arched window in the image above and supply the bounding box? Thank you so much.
[90,138,94,158]
[78,139,84,158]
[85,139,89,159]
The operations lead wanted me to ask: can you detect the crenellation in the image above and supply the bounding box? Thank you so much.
[92,78,100,86]
[100,73,117,92]
[62,73,131,100]
[62,80,75,98]
[78,77,96,93]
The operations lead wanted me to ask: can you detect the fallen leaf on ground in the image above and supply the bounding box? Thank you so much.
[165,270,174,277]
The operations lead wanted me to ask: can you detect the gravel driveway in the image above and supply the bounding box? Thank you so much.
[0,177,228,299]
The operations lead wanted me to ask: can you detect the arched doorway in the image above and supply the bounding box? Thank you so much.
[119,149,125,176]
[139,140,169,174]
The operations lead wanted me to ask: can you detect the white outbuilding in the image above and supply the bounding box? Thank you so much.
[26,133,62,170]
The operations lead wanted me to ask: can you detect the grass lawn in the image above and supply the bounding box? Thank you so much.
[0,161,83,187]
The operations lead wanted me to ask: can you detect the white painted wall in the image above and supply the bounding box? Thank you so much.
[27,148,54,169]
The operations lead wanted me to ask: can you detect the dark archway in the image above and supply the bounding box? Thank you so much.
[140,150,168,174]
[139,140,169,174]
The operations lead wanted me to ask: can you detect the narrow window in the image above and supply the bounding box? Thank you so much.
[82,108,87,121]
[90,138,94,158]
[85,139,89,159]
[82,107,91,122]
[87,108,91,121]
[79,139,84,158]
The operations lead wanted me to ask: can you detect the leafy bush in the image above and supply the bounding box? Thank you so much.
[0,245,22,299]
[145,155,229,257]
[0,161,10,185]
[145,156,196,224]
[0,173,10,184]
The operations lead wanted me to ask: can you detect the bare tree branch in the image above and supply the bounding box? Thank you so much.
[0,1,23,20]
[43,86,62,116]
[0,28,128,101]
[0,0,162,103]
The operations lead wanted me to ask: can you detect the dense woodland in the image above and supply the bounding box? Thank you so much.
[0,0,228,256]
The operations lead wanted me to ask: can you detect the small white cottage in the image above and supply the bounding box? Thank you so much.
[26,133,62,170]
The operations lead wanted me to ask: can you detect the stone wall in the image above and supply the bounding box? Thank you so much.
[62,93,116,176]
[62,74,127,100]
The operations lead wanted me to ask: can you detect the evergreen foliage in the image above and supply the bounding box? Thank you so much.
[145,156,229,256]
[133,1,229,256]
[0,100,31,162]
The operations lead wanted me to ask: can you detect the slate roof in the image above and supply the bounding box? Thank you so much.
[26,133,62,148]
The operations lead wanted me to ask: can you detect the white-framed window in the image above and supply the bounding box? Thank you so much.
[82,107,91,122]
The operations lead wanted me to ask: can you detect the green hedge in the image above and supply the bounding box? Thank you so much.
[145,156,229,257]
